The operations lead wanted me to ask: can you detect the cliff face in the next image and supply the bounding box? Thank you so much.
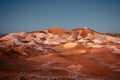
[0,27,120,80]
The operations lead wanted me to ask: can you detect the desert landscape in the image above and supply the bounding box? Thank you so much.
[0,27,120,80]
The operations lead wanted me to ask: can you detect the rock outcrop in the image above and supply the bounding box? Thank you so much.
[0,27,120,46]
[0,27,120,80]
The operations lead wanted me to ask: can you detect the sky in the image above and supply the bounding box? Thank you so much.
[0,0,120,33]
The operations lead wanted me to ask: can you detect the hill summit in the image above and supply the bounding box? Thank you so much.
[0,27,120,46]
[0,27,120,80]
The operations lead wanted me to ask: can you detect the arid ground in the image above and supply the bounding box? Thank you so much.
[0,27,120,80]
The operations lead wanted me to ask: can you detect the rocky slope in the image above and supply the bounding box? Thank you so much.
[0,27,120,80]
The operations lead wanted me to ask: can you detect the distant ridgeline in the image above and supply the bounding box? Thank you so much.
[105,33,120,37]
[0,33,7,38]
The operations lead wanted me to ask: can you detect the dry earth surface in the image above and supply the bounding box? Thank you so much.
[0,27,120,80]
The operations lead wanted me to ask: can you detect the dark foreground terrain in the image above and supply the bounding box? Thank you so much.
[0,27,120,80]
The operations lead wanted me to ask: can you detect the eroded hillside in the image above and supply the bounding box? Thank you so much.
[0,27,120,80]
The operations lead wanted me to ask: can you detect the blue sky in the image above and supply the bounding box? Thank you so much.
[0,0,120,33]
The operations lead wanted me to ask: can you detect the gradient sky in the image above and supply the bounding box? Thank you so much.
[0,0,120,33]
